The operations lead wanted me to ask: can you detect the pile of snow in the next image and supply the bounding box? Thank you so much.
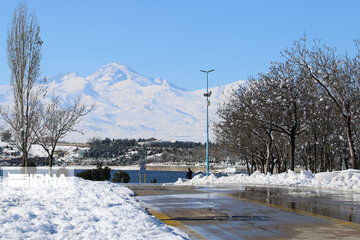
[174,169,360,192]
[27,144,48,158]
[0,177,188,239]
[215,167,237,174]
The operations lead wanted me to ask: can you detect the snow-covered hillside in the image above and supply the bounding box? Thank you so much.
[0,63,244,142]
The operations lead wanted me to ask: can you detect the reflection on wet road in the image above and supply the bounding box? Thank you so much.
[208,185,360,224]
[129,185,360,239]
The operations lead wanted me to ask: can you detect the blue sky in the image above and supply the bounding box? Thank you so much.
[0,0,359,90]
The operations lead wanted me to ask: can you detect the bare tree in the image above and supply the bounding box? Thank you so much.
[216,36,360,173]
[35,94,93,174]
[263,61,310,171]
[215,81,277,174]
[286,38,360,169]
[1,3,45,168]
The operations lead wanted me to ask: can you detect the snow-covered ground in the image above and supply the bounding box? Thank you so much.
[174,169,360,192]
[1,169,360,239]
[0,141,89,165]
[0,177,188,240]
[28,144,89,163]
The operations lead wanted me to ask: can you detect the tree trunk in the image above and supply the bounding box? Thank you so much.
[339,158,343,171]
[345,118,358,169]
[49,155,54,176]
[245,156,251,176]
[251,152,255,173]
[21,154,26,167]
[265,134,272,174]
[23,152,28,174]
[323,150,328,172]
[320,147,324,172]
[344,157,349,170]
[269,157,275,174]
[282,160,287,172]
[313,131,318,173]
[289,132,296,171]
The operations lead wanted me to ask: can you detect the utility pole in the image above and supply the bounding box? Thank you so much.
[200,69,214,176]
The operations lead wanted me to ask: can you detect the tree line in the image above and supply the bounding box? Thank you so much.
[215,37,360,174]
[85,138,138,159]
[84,137,202,162]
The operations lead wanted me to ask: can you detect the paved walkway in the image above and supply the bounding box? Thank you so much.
[128,185,360,240]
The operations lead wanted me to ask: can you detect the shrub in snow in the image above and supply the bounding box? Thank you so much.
[112,171,130,183]
[76,165,111,181]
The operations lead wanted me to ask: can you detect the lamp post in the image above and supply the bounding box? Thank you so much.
[200,69,214,176]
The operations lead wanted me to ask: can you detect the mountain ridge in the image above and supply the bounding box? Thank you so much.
[0,63,245,142]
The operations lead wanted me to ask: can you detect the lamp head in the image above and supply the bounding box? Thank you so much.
[200,69,215,73]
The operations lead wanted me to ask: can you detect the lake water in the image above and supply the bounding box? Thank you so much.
[0,168,227,184]
[74,169,189,183]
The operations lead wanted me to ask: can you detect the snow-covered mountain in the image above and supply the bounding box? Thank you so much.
[0,63,244,142]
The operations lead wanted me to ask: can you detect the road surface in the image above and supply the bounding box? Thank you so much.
[128,185,360,240]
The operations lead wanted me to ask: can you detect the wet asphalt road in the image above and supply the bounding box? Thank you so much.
[128,185,360,240]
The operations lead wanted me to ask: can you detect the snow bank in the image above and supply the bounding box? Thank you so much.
[214,167,237,174]
[174,169,360,192]
[0,177,188,240]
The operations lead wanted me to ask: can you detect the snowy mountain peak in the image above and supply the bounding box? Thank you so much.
[86,62,154,86]
[0,62,244,142]
[98,62,138,75]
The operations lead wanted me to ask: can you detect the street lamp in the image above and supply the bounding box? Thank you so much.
[200,69,214,176]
